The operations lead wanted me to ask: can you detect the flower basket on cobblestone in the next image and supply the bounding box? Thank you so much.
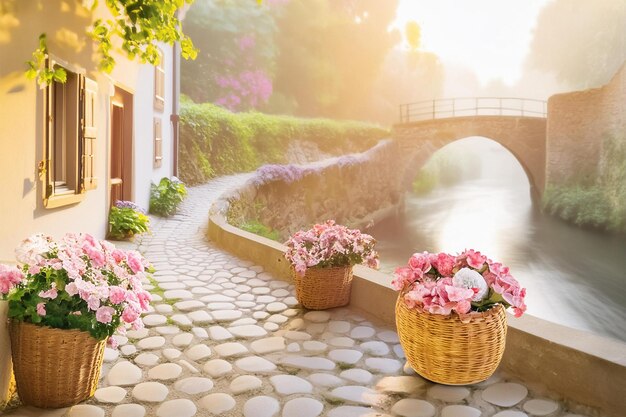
[392,250,526,385]
[9,321,105,408]
[396,295,507,385]
[284,220,379,310]
[293,265,353,310]
[0,233,153,408]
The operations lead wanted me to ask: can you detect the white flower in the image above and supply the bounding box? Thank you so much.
[15,234,52,265]
[453,267,489,302]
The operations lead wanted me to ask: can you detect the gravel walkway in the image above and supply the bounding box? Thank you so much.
[6,175,593,417]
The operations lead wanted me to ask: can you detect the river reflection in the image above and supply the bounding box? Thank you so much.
[370,137,626,342]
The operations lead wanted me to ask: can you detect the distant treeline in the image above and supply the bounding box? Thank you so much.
[178,99,388,185]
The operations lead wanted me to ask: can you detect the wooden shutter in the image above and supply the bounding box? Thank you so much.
[82,77,98,190]
[154,117,163,168]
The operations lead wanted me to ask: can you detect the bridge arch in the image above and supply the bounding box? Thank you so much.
[392,115,547,199]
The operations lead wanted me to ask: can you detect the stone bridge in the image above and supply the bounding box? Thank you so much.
[392,98,548,198]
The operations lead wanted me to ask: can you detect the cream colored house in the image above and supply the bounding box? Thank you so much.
[0,1,182,260]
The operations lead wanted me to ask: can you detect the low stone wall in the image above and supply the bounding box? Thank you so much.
[207,214,626,417]
[216,140,404,240]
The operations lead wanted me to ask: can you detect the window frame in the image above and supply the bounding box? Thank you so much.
[42,56,97,209]
[154,48,165,111]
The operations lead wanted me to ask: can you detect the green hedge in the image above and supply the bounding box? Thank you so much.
[179,101,388,184]
[543,134,626,233]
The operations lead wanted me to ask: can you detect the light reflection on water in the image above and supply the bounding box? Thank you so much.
[370,138,626,342]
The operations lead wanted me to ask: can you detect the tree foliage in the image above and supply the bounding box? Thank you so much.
[181,0,278,108]
[526,0,626,89]
[181,0,402,121]
[26,0,197,85]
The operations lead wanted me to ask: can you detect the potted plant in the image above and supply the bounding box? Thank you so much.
[392,249,527,385]
[149,176,187,216]
[0,233,152,408]
[284,220,379,310]
[108,200,150,240]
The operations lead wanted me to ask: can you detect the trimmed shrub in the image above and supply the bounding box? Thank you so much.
[179,101,388,184]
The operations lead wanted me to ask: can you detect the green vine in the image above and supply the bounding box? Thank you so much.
[25,34,67,86]
[25,0,198,85]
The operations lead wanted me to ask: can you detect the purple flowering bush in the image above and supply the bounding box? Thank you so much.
[0,234,153,345]
[284,220,380,276]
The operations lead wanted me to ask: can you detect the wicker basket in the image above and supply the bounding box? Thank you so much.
[293,265,353,310]
[396,294,507,385]
[9,321,106,408]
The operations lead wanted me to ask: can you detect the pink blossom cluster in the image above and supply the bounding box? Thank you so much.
[393,249,527,317]
[2,233,153,344]
[284,220,380,276]
[214,70,273,111]
[0,264,23,295]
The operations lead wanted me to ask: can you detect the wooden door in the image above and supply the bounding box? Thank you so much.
[110,87,133,207]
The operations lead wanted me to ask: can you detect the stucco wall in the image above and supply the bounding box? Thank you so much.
[546,64,626,187]
[0,1,175,260]
[218,140,403,239]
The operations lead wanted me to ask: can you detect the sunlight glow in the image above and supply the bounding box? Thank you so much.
[394,0,550,85]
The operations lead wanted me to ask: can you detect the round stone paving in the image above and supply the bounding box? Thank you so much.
[482,382,529,407]
[111,404,146,417]
[199,393,236,414]
[132,382,169,402]
[283,398,324,417]
[391,398,436,417]
[94,386,127,403]
[523,399,560,416]
[441,405,481,417]
[243,396,280,417]
[174,377,214,395]
[0,179,591,417]
[156,399,197,417]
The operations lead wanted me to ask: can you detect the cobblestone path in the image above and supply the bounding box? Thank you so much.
[6,175,593,417]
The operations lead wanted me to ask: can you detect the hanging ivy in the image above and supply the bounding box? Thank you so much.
[26,0,198,85]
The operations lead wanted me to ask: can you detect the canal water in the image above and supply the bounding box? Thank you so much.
[369,137,626,342]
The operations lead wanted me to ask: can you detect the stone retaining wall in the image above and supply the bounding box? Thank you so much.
[546,63,626,187]
[214,140,404,240]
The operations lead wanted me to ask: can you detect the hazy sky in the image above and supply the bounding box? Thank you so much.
[394,0,550,85]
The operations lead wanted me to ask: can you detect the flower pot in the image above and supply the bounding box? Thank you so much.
[9,321,106,408]
[395,295,507,385]
[293,265,353,310]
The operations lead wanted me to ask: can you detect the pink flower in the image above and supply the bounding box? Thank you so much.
[96,306,115,324]
[408,252,432,274]
[126,251,144,274]
[36,302,46,316]
[38,284,58,300]
[65,282,79,296]
[87,295,101,311]
[432,252,455,276]
[445,285,474,302]
[0,264,24,295]
[107,336,119,349]
[455,299,472,314]
[109,286,127,305]
[121,306,140,324]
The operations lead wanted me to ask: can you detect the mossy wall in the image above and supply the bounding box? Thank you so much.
[179,101,388,185]
[544,64,626,232]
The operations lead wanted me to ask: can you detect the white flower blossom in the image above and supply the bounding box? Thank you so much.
[15,234,53,265]
[453,267,489,302]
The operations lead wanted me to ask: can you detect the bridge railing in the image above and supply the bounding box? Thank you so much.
[398,97,547,124]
